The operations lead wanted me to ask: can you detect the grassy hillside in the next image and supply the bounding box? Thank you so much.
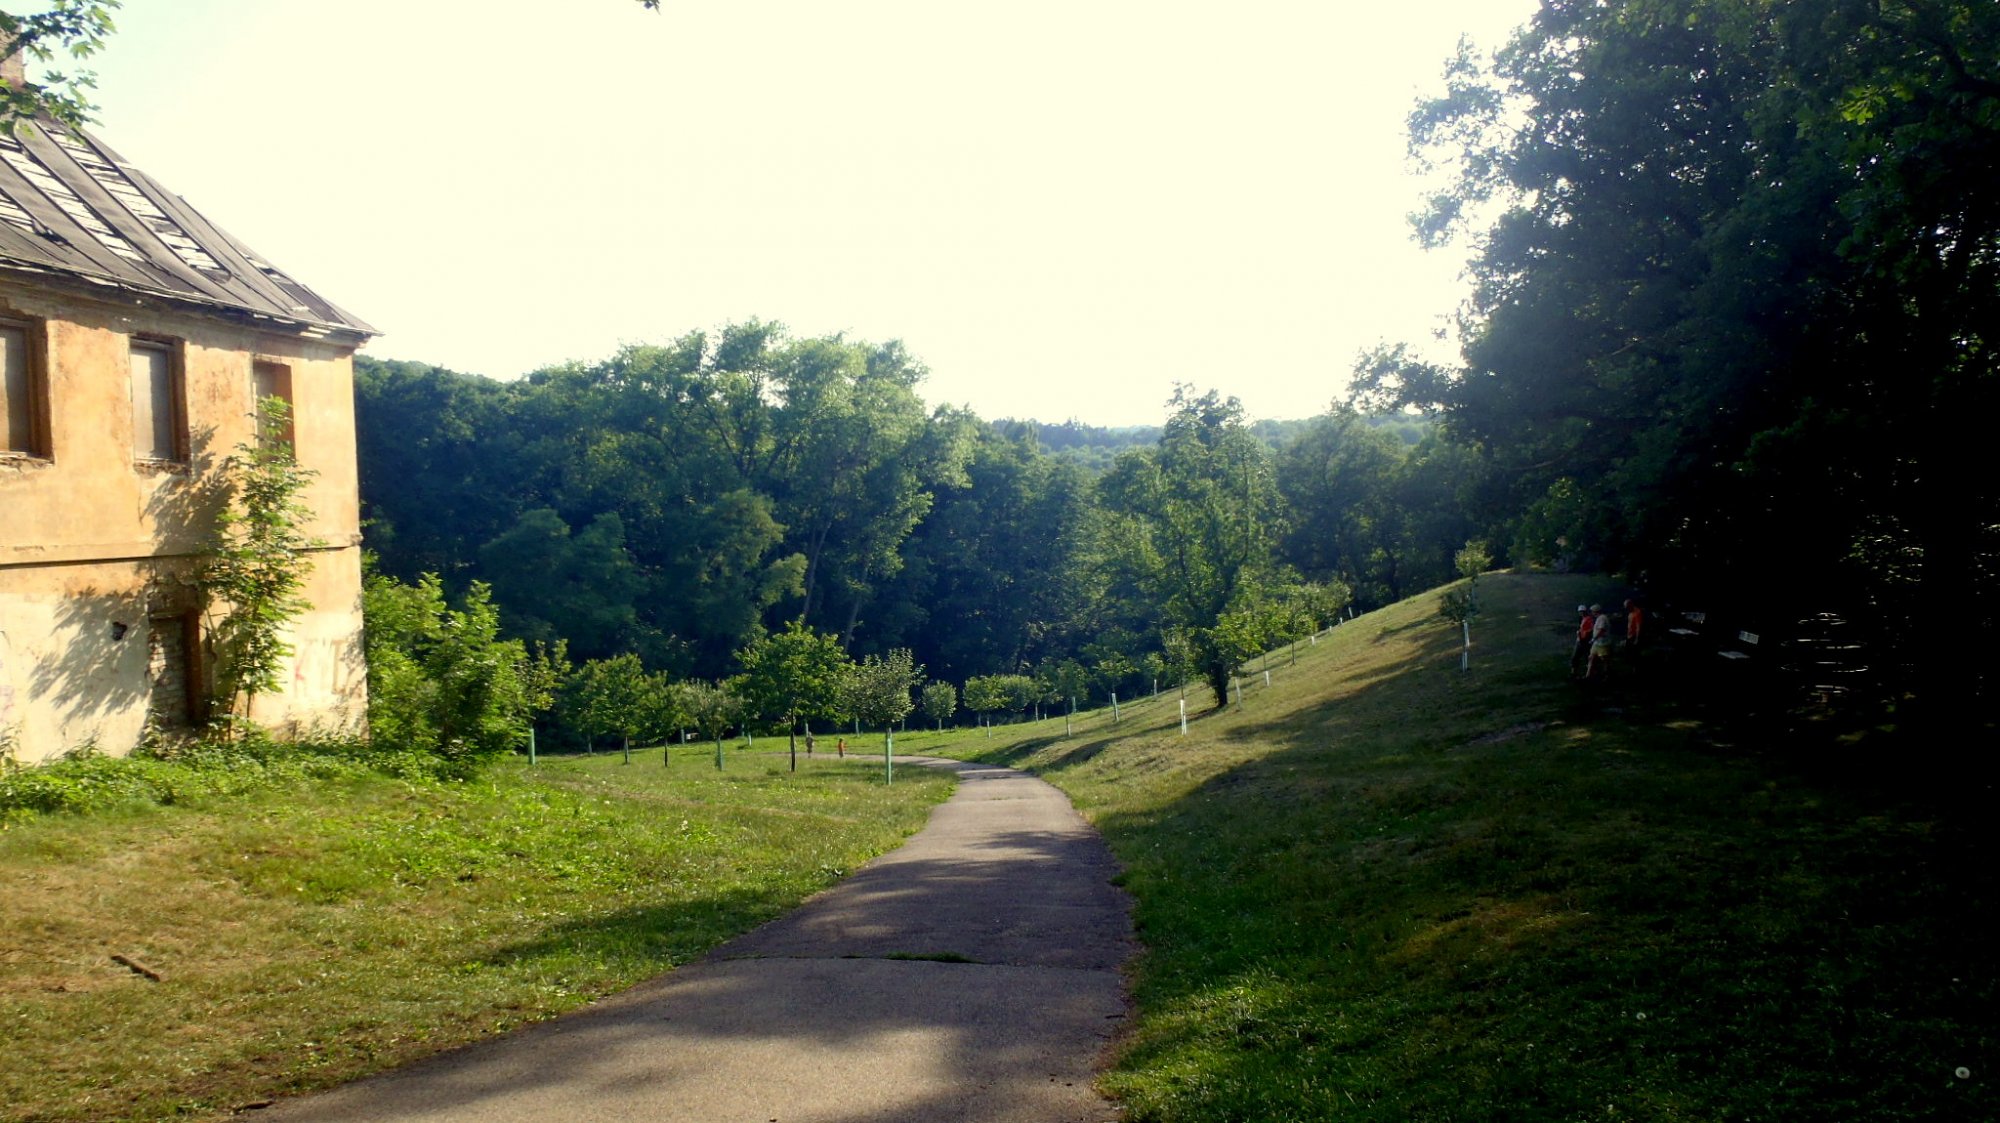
[937,572,1995,1122]
[0,753,952,1122]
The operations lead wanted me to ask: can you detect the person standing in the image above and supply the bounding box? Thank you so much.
[1585,604,1614,681]
[1571,605,1594,679]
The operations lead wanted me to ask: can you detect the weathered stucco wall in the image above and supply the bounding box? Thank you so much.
[0,563,158,759]
[0,280,367,762]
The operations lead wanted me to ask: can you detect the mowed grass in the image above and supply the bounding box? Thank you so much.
[0,750,952,1122]
[933,574,1997,1122]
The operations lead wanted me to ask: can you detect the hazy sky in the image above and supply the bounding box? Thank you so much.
[78,0,1534,426]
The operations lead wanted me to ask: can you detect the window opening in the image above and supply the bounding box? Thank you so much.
[130,339,183,462]
[1,321,45,456]
[251,360,295,451]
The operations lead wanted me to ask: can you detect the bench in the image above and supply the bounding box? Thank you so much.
[1718,631,1759,660]
[1668,610,1706,638]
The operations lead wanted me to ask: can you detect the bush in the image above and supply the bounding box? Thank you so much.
[0,751,162,817]
[0,729,462,823]
[364,572,540,773]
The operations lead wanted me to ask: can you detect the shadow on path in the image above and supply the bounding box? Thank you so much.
[257,758,1135,1123]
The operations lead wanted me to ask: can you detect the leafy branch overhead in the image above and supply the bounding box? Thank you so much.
[0,1,119,131]
[0,1,660,131]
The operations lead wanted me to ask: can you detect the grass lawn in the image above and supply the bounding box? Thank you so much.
[931,573,1996,1122]
[0,750,952,1122]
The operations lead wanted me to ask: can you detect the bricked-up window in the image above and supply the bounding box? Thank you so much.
[251,360,294,450]
[1,320,47,457]
[130,339,185,462]
[147,612,203,729]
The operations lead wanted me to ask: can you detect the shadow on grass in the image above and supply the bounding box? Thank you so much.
[473,883,805,978]
[265,798,1131,1123]
[1027,574,1998,1122]
[953,735,1059,769]
[1046,735,1122,770]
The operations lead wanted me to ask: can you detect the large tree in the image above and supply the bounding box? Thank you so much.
[1369,0,1999,714]
[477,510,645,663]
[874,427,1098,683]
[1275,407,1483,607]
[353,358,526,586]
[1099,388,1282,708]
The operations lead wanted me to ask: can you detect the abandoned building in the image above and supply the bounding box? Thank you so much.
[0,74,375,762]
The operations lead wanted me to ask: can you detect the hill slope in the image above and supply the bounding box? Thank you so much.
[943,573,1994,1122]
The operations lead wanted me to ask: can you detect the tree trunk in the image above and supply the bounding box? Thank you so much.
[1204,660,1231,711]
[799,522,832,624]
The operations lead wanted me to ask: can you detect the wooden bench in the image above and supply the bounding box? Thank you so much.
[1718,631,1759,660]
[1668,611,1706,639]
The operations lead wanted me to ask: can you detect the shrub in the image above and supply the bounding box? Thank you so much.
[364,572,538,773]
[0,728,461,823]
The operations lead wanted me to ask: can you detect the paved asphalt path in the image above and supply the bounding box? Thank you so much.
[255,757,1135,1123]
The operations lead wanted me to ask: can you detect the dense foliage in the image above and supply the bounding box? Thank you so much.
[357,339,1479,715]
[357,2,1996,728]
[1366,0,1999,720]
[362,572,546,770]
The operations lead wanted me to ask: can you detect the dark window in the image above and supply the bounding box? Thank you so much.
[130,339,184,462]
[1,320,46,457]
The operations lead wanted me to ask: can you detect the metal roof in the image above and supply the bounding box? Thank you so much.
[0,117,375,340]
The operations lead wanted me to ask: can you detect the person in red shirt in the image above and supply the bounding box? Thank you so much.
[1570,605,1594,679]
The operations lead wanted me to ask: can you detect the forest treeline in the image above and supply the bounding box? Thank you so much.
[358,0,1995,736]
[355,332,1474,712]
